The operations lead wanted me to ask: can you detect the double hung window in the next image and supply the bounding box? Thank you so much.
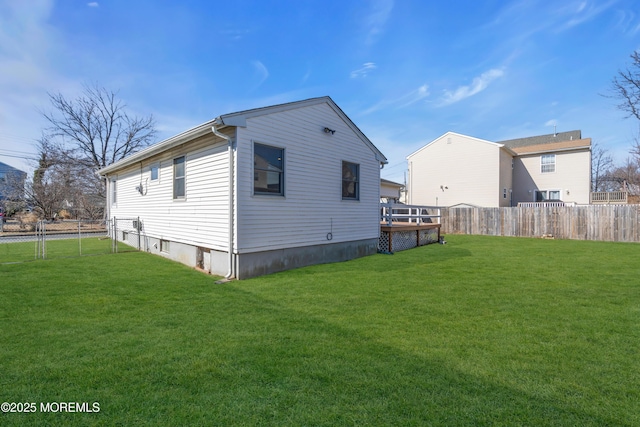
[541,154,555,173]
[342,161,359,200]
[173,156,185,199]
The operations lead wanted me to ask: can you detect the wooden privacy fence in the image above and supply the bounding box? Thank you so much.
[441,205,640,242]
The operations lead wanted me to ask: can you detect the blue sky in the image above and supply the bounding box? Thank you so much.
[1,0,639,183]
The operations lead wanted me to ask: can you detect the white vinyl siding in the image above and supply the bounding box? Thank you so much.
[235,102,380,252]
[107,135,231,251]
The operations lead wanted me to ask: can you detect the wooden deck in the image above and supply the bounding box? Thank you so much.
[379,222,441,253]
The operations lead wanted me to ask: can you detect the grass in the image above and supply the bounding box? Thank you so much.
[0,237,130,264]
[0,235,639,426]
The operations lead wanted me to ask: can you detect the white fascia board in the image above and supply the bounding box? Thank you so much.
[406,131,500,159]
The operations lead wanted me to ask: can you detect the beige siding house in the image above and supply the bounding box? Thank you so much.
[407,132,514,207]
[100,97,387,279]
[511,138,591,205]
[407,130,591,207]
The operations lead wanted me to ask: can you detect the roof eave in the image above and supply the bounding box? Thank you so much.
[99,121,217,175]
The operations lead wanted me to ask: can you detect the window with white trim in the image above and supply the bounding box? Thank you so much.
[111,179,117,205]
[342,161,359,200]
[150,164,159,181]
[541,154,555,173]
[535,190,561,201]
[173,156,185,199]
[254,143,284,196]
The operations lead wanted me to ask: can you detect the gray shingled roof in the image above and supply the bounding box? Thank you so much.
[498,130,582,149]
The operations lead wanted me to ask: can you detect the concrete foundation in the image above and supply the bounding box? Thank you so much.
[234,238,379,279]
[127,233,378,279]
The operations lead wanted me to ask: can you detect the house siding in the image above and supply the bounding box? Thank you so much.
[235,103,381,253]
[102,97,385,279]
[513,149,590,204]
[108,133,231,251]
[408,133,502,207]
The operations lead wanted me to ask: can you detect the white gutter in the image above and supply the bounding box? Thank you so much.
[211,124,235,280]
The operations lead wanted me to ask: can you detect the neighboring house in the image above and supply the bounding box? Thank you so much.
[380,178,404,203]
[406,130,591,207]
[0,161,27,201]
[99,97,388,279]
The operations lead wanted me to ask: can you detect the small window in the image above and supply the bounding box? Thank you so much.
[541,154,555,173]
[342,161,359,200]
[150,164,159,181]
[254,143,284,196]
[173,156,185,199]
[503,188,507,199]
[111,179,117,205]
[160,239,170,253]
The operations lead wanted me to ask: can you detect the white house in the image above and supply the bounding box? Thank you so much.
[406,130,591,207]
[407,132,514,207]
[99,97,387,279]
[380,178,404,203]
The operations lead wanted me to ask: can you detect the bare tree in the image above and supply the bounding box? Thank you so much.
[608,158,640,194]
[41,83,156,204]
[591,142,614,192]
[610,51,640,121]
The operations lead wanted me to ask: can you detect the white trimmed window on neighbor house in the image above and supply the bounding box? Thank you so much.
[535,189,561,201]
[541,154,556,173]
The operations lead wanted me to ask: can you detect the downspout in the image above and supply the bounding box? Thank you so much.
[211,123,235,279]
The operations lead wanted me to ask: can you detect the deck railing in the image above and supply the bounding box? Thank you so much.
[380,203,441,226]
[518,201,576,207]
[590,191,628,204]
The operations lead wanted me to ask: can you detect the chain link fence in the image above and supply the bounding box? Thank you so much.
[0,217,142,264]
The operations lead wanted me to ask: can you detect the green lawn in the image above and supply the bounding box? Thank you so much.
[0,237,122,263]
[1,235,639,426]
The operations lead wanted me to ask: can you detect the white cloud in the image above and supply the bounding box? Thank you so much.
[251,60,269,89]
[440,68,505,106]
[87,2,99,7]
[350,62,377,79]
[360,83,429,115]
[396,84,430,108]
[545,119,558,127]
[558,0,617,31]
[364,0,393,45]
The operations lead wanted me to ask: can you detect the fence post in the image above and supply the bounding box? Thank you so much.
[112,217,117,253]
